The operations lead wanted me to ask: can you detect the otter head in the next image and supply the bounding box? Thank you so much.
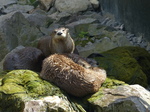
[51,27,69,39]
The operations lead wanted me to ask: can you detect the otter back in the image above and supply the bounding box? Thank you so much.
[40,54,106,97]
[3,47,45,72]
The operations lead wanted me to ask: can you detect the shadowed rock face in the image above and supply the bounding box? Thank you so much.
[100,0,150,41]
[89,46,150,87]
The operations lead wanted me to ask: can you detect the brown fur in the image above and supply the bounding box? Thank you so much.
[40,54,106,97]
[37,27,75,57]
[3,47,45,72]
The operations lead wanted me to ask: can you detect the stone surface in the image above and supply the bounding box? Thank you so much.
[90,46,150,87]
[24,96,75,112]
[0,70,76,112]
[100,0,150,42]
[0,11,42,51]
[0,0,17,7]
[25,10,53,27]
[88,85,150,112]
[39,0,54,11]
[55,0,90,13]
[3,4,34,13]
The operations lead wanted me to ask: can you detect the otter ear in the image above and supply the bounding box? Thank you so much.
[65,28,69,31]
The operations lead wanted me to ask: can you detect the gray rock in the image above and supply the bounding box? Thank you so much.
[24,96,75,112]
[0,0,17,7]
[126,33,135,39]
[77,37,118,57]
[89,0,99,9]
[55,0,90,14]
[0,11,43,51]
[136,36,143,44]
[66,18,98,36]
[146,42,150,51]
[88,24,102,36]
[3,4,34,13]
[140,41,148,48]
[88,85,150,112]
[39,0,55,11]
[25,11,53,27]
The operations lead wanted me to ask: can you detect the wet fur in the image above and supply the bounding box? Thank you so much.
[37,27,75,57]
[3,47,45,72]
[40,54,106,97]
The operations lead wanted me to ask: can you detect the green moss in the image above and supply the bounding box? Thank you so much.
[88,77,126,103]
[92,46,149,87]
[0,70,64,112]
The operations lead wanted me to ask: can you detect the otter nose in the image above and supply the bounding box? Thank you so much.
[57,32,62,35]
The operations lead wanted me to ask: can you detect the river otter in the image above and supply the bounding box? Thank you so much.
[40,53,106,97]
[3,47,45,72]
[37,27,76,57]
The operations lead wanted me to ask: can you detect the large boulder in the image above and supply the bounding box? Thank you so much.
[88,84,150,112]
[0,70,76,112]
[3,4,34,14]
[0,11,43,61]
[55,0,90,13]
[89,46,150,87]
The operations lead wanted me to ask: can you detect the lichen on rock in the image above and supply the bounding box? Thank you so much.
[91,46,150,87]
[0,70,67,112]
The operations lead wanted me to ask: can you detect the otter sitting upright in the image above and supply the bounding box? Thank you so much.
[37,27,75,57]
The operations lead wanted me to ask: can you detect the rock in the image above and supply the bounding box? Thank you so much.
[0,70,76,112]
[25,10,53,27]
[140,40,148,48]
[3,4,34,13]
[55,0,90,14]
[0,11,43,51]
[66,18,98,36]
[89,0,99,9]
[90,46,150,87]
[136,36,143,44]
[24,96,75,112]
[0,0,17,7]
[77,29,132,57]
[39,0,55,11]
[77,37,118,57]
[146,42,150,51]
[88,84,150,112]
[100,0,150,42]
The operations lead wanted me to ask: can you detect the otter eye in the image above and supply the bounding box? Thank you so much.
[54,31,57,33]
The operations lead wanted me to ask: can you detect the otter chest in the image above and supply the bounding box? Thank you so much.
[52,39,68,53]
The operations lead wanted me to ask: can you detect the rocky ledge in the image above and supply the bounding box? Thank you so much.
[0,70,150,112]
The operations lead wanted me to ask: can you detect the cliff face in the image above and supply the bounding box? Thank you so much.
[100,0,150,41]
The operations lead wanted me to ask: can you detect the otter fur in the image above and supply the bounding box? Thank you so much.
[40,53,106,97]
[37,27,75,57]
[3,47,45,72]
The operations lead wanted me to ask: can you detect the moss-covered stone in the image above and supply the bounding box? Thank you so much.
[88,77,126,103]
[92,46,150,87]
[0,70,64,112]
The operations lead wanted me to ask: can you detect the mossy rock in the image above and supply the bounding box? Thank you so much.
[70,77,126,111]
[91,46,150,87]
[0,70,64,112]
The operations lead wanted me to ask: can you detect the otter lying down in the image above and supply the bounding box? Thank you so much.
[40,53,106,97]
